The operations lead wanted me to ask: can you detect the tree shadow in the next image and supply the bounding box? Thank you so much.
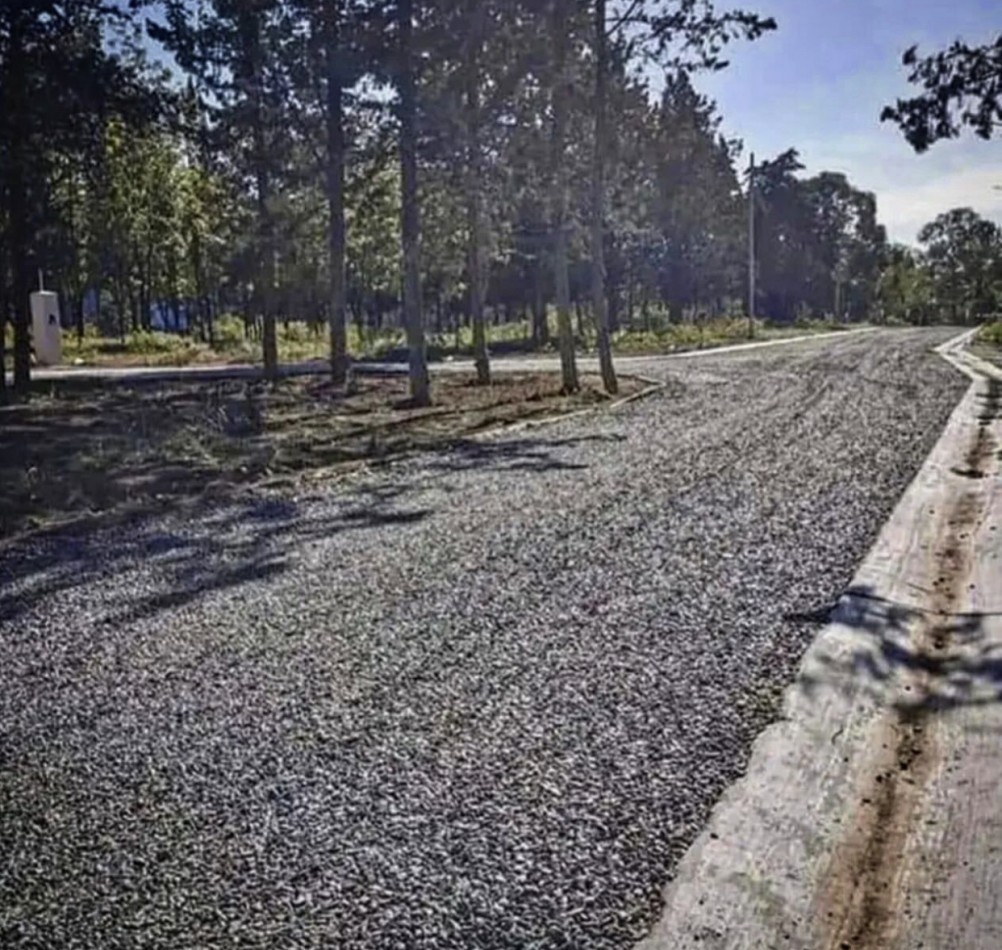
[1,427,606,627]
[425,433,624,474]
[787,583,1002,713]
[0,487,434,629]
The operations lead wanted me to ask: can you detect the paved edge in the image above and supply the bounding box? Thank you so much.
[14,327,875,386]
[634,327,998,950]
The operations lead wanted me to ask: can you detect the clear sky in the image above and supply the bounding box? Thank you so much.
[692,0,1001,245]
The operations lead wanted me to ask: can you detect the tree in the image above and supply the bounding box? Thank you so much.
[0,1,157,398]
[918,208,1002,321]
[882,35,1002,151]
[652,72,744,319]
[152,0,294,378]
[461,0,490,385]
[548,0,580,393]
[750,150,886,322]
[588,0,775,373]
[589,0,617,393]
[396,0,430,405]
[877,245,935,325]
[322,0,351,385]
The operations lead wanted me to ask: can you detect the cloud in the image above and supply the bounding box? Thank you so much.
[786,130,1002,245]
[877,166,1002,244]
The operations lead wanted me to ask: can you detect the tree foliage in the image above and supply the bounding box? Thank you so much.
[881,35,1002,151]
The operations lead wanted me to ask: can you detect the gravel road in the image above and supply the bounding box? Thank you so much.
[0,328,967,949]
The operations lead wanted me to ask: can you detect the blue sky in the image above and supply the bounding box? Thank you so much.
[693,0,1001,245]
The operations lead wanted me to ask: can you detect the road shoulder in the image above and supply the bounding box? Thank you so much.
[635,328,1002,950]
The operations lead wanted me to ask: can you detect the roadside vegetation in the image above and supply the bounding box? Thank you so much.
[14,314,850,369]
[977,320,1002,347]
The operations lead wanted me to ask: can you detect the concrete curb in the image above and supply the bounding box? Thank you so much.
[635,326,1000,950]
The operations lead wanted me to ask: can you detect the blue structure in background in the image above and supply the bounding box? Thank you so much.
[80,288,191,332]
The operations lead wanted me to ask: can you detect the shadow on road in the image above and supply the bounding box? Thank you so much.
[426,432,624,474]
[787,584,1002,713]
[0,429,598,627]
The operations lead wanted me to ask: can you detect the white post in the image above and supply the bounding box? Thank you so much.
[30,291,62,365]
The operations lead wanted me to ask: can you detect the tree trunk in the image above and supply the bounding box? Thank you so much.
[244,9,278,378]
[532,261,548,347]
[257,163,278,377]
[6,15,31,398]
[464,0,490,385]
[607,284,620,332]
[549,0,579,393]
[325,3,349,385]
[0,285,7,406]
[398,0,430,405]
[75,294,85,342]
[589,0,617,393]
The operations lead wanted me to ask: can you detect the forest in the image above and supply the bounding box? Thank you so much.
[2,1,1001,405]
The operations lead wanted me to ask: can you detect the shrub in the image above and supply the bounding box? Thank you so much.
[213,314,247,348]
[978,320,1002,346]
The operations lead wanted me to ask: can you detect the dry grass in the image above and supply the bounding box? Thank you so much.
[0,372,644,538]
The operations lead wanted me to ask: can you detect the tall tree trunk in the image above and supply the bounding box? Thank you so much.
[257,180,278,376]
[589,0,617,393]
[324,3,349,385]
[243,9,278,378]
[6,14,31,398]
[464,0,490,384]
[0,278,7,406]
[398,0,430,405]
[550,0,578,393]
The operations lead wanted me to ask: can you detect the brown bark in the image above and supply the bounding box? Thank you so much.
[464,0,490,384]
[549,0,579,393]
[398,0,430,405]
[324,1,349,385]
[589,0,617,393]
[6,12,32,398]
[242,8,278,378]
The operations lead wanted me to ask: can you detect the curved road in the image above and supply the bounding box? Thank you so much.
[0,328,967,949]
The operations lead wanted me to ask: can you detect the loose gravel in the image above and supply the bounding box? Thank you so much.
[0,328,967,949]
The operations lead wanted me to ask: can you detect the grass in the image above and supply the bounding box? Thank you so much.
[58,319,342,368]
[607,316,854,354]
[9,311,857,371]
[0,371,646,539]
[977,320,1002,347]
[971,320,1002,370]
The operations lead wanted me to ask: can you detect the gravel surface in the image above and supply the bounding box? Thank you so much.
[0,328,967,949]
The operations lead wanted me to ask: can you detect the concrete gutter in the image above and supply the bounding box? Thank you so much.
[15,327,874,387]
[636,326,1002,950]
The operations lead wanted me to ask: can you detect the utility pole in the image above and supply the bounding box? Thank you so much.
[747,152,756,339]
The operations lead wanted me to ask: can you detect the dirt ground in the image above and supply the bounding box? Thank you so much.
[0,371,644,538]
